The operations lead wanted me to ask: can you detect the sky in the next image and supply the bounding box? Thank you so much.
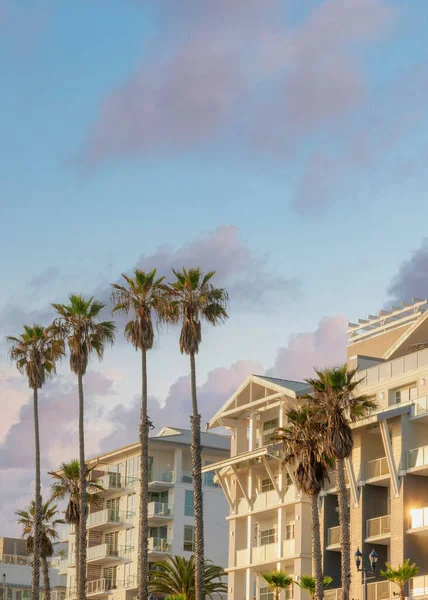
[1,0,428,536]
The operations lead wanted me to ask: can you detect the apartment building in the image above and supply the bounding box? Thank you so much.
[203,299,428,600]
[0,537,65,600]
[61,427,230,600]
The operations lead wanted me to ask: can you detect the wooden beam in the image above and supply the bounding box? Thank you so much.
[215,470,234,509]
[231,465,250,503]
[261,456,281,501]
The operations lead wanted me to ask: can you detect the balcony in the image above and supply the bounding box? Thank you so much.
[148,502,173,524]
[236,486,298,516]
[65,577,137,600]
[182,470,220,488]
[324,470,349,493]
[366,580,392,600]
[327,526,341,551]
[235,540,295,567]
[149,471,175,491]
[51,591,66,600]
[86,543,133,565]
[408,445,428,475]
[148,537,172,557]
[411,575,428,597]
[87,509,135,532]
[98,472,123,494]
[358,348,428,389]
[324,590,342,600]
[365,457,389,484]
[408,507,428,535]
[366,515,391,544]
[0,553,32,566]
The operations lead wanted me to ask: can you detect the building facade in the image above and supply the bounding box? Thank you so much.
[203,299,428,600]
[61,427,230,600]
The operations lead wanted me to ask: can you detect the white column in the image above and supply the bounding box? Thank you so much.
[174,448,183,483]
[247,514,253,565]
[245,568,253,600]
[277,506,283,558]
[249,414,257,451]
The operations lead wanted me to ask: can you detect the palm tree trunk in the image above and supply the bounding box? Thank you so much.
[337,458,351,600]
[32,387,42,600]
[310,494,324,600]
[42,557,51,600]
[138,348,149,600]
[77,372,87,600]
[399,586,405,600]
[189,352,205,600]
[75,523,80,599]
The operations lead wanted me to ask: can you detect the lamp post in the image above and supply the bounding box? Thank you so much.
[2,574,7,600]
[355,548,378,600]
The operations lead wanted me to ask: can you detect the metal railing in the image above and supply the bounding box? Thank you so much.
[181,471,220,487]
[365,457,389,479]
[409,507,428,529]
[87,508,135,527]
[0,553,32,565]
[98,472,122,490]
[87,543,132,561]
[148,537,172,553]
[327,526,340,546]
[148,502,173,518]
[366,515,391,538]
[409,444,428,469]
[366,580,392,600]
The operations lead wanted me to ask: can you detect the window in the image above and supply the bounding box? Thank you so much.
[286,523,295,540]
[126,456,139,482]
[185,490,194,517]
[261,478,275,493]
[285,472,293,487]
[127,493,137,513]
[183,525,195,552]
[125,527,135,549]
[395,390,401,404]
[262,418,279,445]
[260,587,274,600]
[260,527,277,546]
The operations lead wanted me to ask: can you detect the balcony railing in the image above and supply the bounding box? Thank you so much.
[181,471,220,487]
[0,553,32,565]
[252,542,278,563]
[148,537,172,553]
[51,591,66,600]
[365,457,389,480]
[411,575,428,597]
[409,507,428,529]
[366,580,392,600]
[236,539,295,567]
[87,508,135,528]
[327,526,340,546]
[358,348,428,388]
[148,502,173,518]
[87,543,132,561]
[366,515,391,538]
[149,471,175,484]
[98,472,123,490]
[324,590,342,600]
[409,444,428,469]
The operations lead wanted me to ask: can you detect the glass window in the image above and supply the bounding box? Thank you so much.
[395,390,401,404]
[286,523,295,540]
[260,587,274,600]
[262,418,279,444]
[260,527,277,546]
[127,493,137,512]
[126,456,139,481]
[261,478,275,493]
[183,525,195,552]
[125,527,135,549]
[185,490,194,517]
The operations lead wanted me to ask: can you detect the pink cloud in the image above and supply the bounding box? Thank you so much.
[79,0,394,171]
[267,314,348,381]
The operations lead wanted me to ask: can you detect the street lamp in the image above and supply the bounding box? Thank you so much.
[2,574,6,600]
[355,548,378,600]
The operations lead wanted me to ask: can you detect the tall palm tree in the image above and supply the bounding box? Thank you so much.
[261,570,293,600]
[50,294,114,600]
[49,459,104,594]
[149,555,227,600]
[168,268,228,600]
[296,575,333,600]
[381,559,419,600]
[7,325,64,600]
[305,366,376,600]
[111,268,167,600]
[16,500,65,600]
[275,405,332,600]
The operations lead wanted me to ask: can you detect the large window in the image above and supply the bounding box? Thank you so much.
[126,456,139,481]
[260,527,277,546]
[286,523,295,540]
[184,490,194,517]
[260,587,274,600]
[183,525,195,552]
[262,418,279,445]
[261,478,276,493]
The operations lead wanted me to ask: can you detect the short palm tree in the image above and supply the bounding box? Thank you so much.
[16,500,65,600]
[49,459,104,591]
[296,575,333,600]
[111,268,167,600]
[149,555,226,600]
[51,295,115,600]
[7,325,64,600]
[261,570,293,600]
[275,405,332,600]
[305,366,376,600]
[168,268,228,600]
[381,559,419,600]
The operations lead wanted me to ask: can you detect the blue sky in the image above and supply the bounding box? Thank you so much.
[1,0,428,534]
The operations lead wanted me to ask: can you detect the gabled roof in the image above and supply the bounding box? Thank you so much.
[207,373,306,430]
[151,427,230,451]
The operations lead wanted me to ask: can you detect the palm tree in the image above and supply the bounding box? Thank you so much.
[305,366,376,600]
[149,555,227,600]
[296,575,333,600]
[49,459,104,593]
[111,268,167,600]
[7,325,64,600]
[168,268,228,600]
[275,405,332,600]
[51,295,115,600]
[261,570,293,600]
[16,500,65,600]
[381,559,419,600]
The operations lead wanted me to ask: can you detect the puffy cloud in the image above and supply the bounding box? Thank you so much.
[387,238,428,303]
[99,359,262,451]
[29,266,60,290]
[267,314,348,381]
[79,0,394,178]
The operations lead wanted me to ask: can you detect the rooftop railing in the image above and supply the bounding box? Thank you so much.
[358,348,428,389]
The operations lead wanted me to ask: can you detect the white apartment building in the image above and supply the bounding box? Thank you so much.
[61,427,230,600]
[203,299,428,600]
